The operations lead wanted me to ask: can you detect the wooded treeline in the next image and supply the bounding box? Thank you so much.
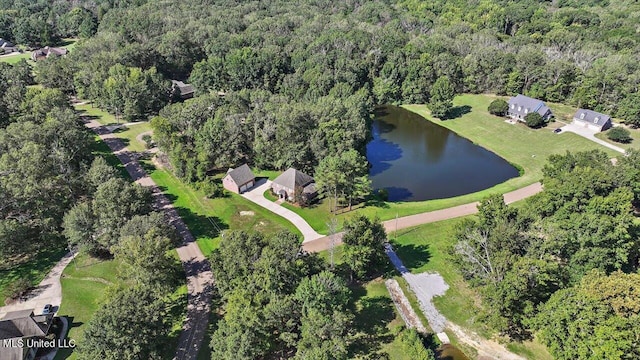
[452,150,640,358]
[35,0,639,178]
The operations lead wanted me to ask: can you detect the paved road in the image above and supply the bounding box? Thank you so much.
[241,179,323,242]
[560,123,625,154]
[0,252,75,319]
[86,120,213,360]
[301,182,543,252]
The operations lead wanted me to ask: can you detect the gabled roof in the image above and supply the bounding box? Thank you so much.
[508,94,551,117]
[0,310,48,340]
[171,80,195,96]
[0,38,15,48]
[573,109,610,126]
[225,164,255,185]
[273,168,314,190]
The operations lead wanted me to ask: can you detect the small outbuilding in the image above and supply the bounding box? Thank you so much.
[271,168,317,203]
[31,46,67,61]
[222,164,255,194]
[507,94,553,122]
[0,38,17,53]
[572,109,612,132]
[171,80,195,100]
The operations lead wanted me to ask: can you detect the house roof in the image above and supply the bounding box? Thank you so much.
[573,109,610,127]
[32,46,67,59]
[508,94,551,118]
[225,164,255,185]
[273,168,314,190]
[0,38,15,48]
[0,309,48,340]
[171,80,195,96]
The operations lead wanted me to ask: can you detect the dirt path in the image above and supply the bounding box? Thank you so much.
[385,279,427,333]
[85,119,213,360]
[385,244,524,360]
[0,252,75,319]
[302,182,543,252]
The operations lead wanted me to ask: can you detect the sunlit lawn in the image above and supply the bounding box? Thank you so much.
[112,123,153,152]
[74,103,118,125]
[595,126,640,150]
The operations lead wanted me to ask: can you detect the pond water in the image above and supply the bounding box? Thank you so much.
[366,105,519,202]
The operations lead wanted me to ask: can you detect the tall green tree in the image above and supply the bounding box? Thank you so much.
[342,215,388,280]
[428,76,455,119]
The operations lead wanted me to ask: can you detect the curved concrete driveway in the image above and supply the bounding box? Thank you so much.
[0,251,75,319]
[560,123,625,154]
[241,179,323,242]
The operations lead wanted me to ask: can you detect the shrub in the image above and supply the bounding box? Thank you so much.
[398,328,436,360]
[607,127,632,143]
[488,99,509,116]
[198,179,224,198]
[141,134,153,149]
[524,112,544,128]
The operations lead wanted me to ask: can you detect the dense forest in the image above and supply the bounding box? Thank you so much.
[6,0,639,182]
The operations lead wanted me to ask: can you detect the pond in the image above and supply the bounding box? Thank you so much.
[367,105,519,202]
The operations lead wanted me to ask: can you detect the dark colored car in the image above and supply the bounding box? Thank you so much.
[554,128,562,133]
[42,304,53,315]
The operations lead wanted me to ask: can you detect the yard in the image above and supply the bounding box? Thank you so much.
[392,217,553,360]
[54,253,187,360]
[595,125,640,150]
[272,94,621,234]
[148,166,301,256]
[0,38,78,64]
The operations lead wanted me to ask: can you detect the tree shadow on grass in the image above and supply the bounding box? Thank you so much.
[442,105,472,120]
[348,283,396,358]
[390,242,431,272]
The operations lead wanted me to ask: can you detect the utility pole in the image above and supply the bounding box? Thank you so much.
[327,217,338,270]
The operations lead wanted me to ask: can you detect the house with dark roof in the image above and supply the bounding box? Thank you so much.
[271,168,317,203]
[222,164,255,194]
[30,46,67,61]
[572,109,612,132]
[0,309,54,360]
[171,80,195,100]
[0,38,17,53]
[507,94,553,122]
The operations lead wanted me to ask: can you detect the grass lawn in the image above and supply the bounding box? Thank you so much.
[0,52,31,64]
[74,103,118,125]
[392,217,553,360]
[0,38,77,64]
[595,126,640,150]
[112,122,153,152]
[148,166,301,257]
[55,252,187,360]
[0,245,67,305]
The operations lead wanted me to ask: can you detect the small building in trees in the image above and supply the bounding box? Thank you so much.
[572,109,612,132]
[31,46,67,61]
[170,80,195,100]
[0,38,17,53]
[507,94,553,122]
[222,164,255,194]
[0,309,55,360]
[271,168,317,203]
